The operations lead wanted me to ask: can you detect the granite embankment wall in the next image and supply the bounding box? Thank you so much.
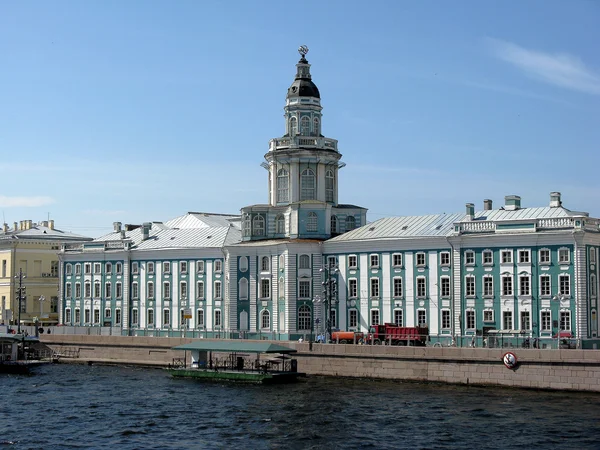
[40,335,600,392]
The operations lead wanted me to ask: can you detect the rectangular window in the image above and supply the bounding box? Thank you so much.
[75,283,81,298]
[163,262,171,274]
[132,308,139,325]
[115,308,121,325]
[483,276,493,297]
[197,260,204,273]
[465,277,475,297]
[147,309,155,326]
[416,277,426,298]
[466,310,475,330]
[349,310,358,328]
[163,309,170,327]
[116,282,122,299]
[214,310,222,327]
[163,281,171,299]
[416,253,426,267]
[328,256,337,269]
[464,251,475,266]
[348,279,357,298]
[519,276,530,296]
[105,308,111,319]
[518,250,530,264]
[105,262,112,274]
[560,310,571,331]
[94,263,101,274]
[541,311,551,332]
[215,281,222,299]
[66,283,72,298]
[197,281,205,299]
[84,283,91,298]
[131,262,138,274]
[482,250,493,265]
[520,311,530,330]
[196,309,204,327]
[298,280,311,298]
[132,282,139,299]
[65,308,72,324]
[147,282,154,299]
[105,282,112,298]
[370,278,379,298]
[394,309,404,327]
[393,278,403,298]
[501,250,512,264]
[214,260,222,273]
[75,308,81,323]
[483,309,494,323]
[559,249,570,264]
[370,254,379,268]
[147,262,155,274]
[591,248,597,263]
[180,261,188,274]
[84,263,91,274]
[65,263,72,275]
[441,310,450,329]
[84,308,91,323]
[503,311,513,330]
[440,252,450,267]
[371,309,380,326]
[392,253,403,267]
[417,310,426,327]
[540,275,551,296]
[51,261,59,277]
[502,276,513,296]
[348,255,357,269]
[559,275,570,296]
[94,282,101,298]
[260,279,270,298]
[180,281,188,298]
[539,249,550,264]
[75,264,81,275]
[440,278,450,298]
[116,262,122,274]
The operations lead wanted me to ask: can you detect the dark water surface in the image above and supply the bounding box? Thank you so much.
[1,364,599,449]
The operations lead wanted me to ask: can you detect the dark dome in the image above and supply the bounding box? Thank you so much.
[287,79,320,99]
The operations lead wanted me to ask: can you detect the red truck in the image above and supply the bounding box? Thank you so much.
[366,324,428,346]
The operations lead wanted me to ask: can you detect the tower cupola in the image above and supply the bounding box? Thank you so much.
[287,45,321,99]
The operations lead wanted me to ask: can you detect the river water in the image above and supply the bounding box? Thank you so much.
[1,364,599,450]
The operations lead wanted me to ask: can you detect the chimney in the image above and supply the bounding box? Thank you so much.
[483,199,493,211]
[2,223,7,233]
[465,203,475,220]
[504,195,521,211]
[49,219,55,230]
[27,220,33,229]
[120,230,126,240]
[113,222,122,233]
[14,222,18,231]
[550,192,562,208]
[41,220,48,228]
[142,222,151,241]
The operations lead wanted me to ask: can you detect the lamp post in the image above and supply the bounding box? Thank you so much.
[319,264,339,343]
[14,269,26,334]
[38,295,46,321]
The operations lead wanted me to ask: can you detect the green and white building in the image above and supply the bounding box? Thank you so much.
[59,47,600,345]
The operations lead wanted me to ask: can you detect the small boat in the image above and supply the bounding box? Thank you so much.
[0,333,48,375]
[167,340,304,384]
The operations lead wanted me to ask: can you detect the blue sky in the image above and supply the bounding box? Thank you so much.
[1,1,599,237]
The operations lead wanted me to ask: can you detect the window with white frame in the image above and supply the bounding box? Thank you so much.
[94,263,101,274]
[180,281,188,299]
[116,262,122,274]
[348,279,357,298]
[75,264,81,275]
[560,310,571,331]
[66,264,72,275]
[197,281,204,299]
[394,310,404,327]
[393,253,403,267]
[65,308,72,324]
[540,275,551,297]
[147,262,155,274]
[260,279,270,299]
[243,214,251,237]
[370,254,379,268]
[464,251,475,266]
[105,282,112,298]
[371,309,380,326]
[277,168,289,203]
[214,260,222,273]
[349,309,358,328]
[75,282,81,298]
[348,255,357,269]
[276,215,285,234]
[163,281,171,299]
[84,263,91,274]
[417,277,426,298]
[483,309,494,323]
[539,249,551,264]
[132,282,139,299]
[131,262,138,274]
[519,275,530,296]
[482,250,493,265]
[416,252,426,267]
[261,310,270,329]
[214,281,222,299]
[345,216,356,231]
[465,310,475,330]
[441,310,451,329]
[131,308,139,325]
[301,116,310,135]
[300,168,316,200]
[417,309,427,327]
[559,275,570,296]
[501,250,512,264]
[465,276,475,297]
[440,277,450,298]
[253,215,265,236]
[66,283,72,298]
[289,116,297,135]
[590,247,597,264]
[261,256,270,272]
[84,281,91,298]
[299,254,310,269]
[196,309,204,328]
[591,275,597,297]
[298,280,311,298]
[520,311,530,330]
[559,248,570,264]
[328,256,337,268]
[74,308,80,323]
[393,277,403,298]
[105,262,112,274]
[502,275,513,296]
[94,281,100,298]
[370,278,379,298]
[330,215,338,234]
[518,250,530,264]
[298,305,311,330]
[147,281,154,299]
[502,311,513,330]
[115,308,122,325]
[239,278,248,300]
[325,170,334,202]
[84,308,91,323]
[440,252,450,267]
[147,309,154,326]
[180,261,187,274]
[483,276,493,297]
[94,309,100,324]
[163,262,171,274]
[541,310,551,331]
[163,309,170,327]
[116,282,122,299]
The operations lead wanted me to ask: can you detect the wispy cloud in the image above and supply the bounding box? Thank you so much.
[486,38,600,95]
[0,196,55,207]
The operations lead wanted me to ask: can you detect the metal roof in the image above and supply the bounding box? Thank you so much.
[135,226,241,250]
[0,225,91,241]
[172,340,297,354]
[467,206,585,222]
[165,212,240,230]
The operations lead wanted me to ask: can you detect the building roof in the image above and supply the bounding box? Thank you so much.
[466,206,586,222]
[0,224,91,242]
[172,340,297,354]
[165,212,240,229]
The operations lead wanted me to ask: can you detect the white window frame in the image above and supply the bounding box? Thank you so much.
[131,262,138,274]
[394,309,404,327]
[540,310,551,332]
[558,247,570,264]
[370,309,380,326]
[416,252,426,267]
[440,252,450,267]
[348,255,357,269]
[482,250,493,266]
[214,281,222,300]
[94,263,101,274]
[370,278,380,298]
[392,253,403,268]
[501,250,512,264]
[197,281,205,300]
[502,311,513,330]
[540,274,551,297]
[518,249,531,264]
[349,309,358,328]
[465,309,476,330]
[519,275,531,296]
[483,309,494,323]
[559,274,571,296]
[214,260,222,273]
[560,310,571,331]
[416,277,426,299]
[261,256,270,272]
[440,277,450,298]
[465,276,475,298]
[147,281,154,299]
[180,261,187,274]
[539,248,551,265]
[393,277,403,298]
[147,262,155,274]
[441,309,451,329]
[196,260,205,273]
[501,275,513,296]
[370,254,379,268]
[483,275,493,298]
[464,251,475,266]
[348,279,358,298]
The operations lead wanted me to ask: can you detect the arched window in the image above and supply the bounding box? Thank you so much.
[325,169,334,202]
[276,168,289,203]
[275,214,285,234]
[331,215,338,234]
[313,117,320,136]
[261,310,270,329]
[346,216,356,231]
[239,256,248,272]
[300,168,315,200]
[243,214,251,237]
[298,305,311,330]
[300,116,310,135]
[252,215,265,236]
[306,212,318,232]
[289,116,297,135]
[299,254,310,269]
[239,278,248,300]
[261,256,270,272]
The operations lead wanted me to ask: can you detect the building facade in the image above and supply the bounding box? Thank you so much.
[58,47,600,345]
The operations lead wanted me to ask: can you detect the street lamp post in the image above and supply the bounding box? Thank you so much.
[319,264,338,344]
[38,295,46,321]
[14,269,26,334]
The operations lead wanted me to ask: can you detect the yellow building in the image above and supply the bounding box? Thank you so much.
[0,220,91,327]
